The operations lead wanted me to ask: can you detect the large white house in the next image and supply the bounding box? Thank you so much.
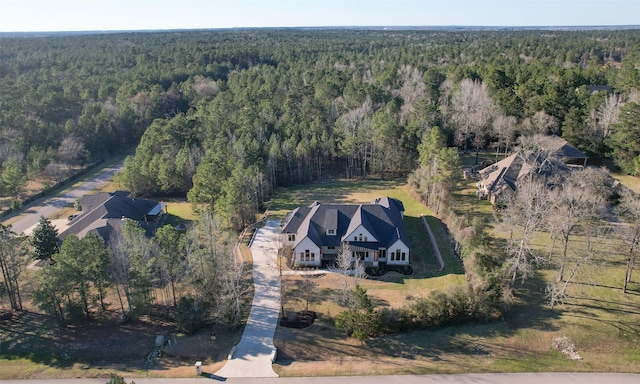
[281,197,410,267]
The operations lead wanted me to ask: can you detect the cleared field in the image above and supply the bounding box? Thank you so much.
[271,177,640,376]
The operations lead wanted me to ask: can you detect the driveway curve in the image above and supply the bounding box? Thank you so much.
[214,220,281,378]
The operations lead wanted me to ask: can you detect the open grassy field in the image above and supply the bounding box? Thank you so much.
[271,177,640,376]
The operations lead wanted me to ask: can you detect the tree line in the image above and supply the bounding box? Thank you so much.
[1,29,640,226]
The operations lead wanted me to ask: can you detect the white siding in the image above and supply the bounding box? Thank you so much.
[343,225,377,243]
[294,237,321,267]
[282,233,296,247]
[386,239,410,265]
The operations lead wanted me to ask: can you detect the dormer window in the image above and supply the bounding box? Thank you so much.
[288,234,295,242]
[328,229,335,235]
[358,234,363,241]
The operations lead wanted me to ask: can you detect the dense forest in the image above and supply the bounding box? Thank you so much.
[1,29,640,228]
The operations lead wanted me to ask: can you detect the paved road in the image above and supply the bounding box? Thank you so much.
[2,373,639,383]
[3,161,124,235]
[214,220,281,378]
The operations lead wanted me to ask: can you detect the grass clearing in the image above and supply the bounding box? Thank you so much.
[613,173,640,194]
[272,177,640,376]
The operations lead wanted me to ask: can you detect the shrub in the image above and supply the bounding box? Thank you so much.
[65,300,86,324]
[378,306,412,333]
[408,283,501,330]
[107,374,135,384]
[335,308,382,340]
[176,296,207,333]
[335,285,382,339]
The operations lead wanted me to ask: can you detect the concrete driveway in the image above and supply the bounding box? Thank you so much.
[214,220,281,378]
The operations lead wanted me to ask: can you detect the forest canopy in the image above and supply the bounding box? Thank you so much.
[1,29,639,227]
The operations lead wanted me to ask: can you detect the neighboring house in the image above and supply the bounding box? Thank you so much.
[477,135,584,203]
[534,135,589,166]
[58,191,167,245]
[281,197,410,267]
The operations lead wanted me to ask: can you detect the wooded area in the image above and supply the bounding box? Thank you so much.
[1,28,640,333]
[1,29,639,227]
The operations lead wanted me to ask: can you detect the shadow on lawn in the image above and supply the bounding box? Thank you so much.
[0,310,237,373]
[275,270,562,370]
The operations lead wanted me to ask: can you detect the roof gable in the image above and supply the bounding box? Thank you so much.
[59,191,163,244]
[284,197,410,250]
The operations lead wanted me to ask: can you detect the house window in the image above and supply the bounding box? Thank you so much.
[328,229,335,235]
[327,246,335,250]
[288,234,295,242]
[380,249,386,259]
[359,234,363,241]
[354,236,357,241]
[364,236,368,241]
[299,252,304,260]
[390,252,395,261]
[311,253,315,261]
[401,252,406,261]
[305,250,310,261]
[356,251,366,260]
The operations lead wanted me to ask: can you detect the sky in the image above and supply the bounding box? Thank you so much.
[0,0,638,32]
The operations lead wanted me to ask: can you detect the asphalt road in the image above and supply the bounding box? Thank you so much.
[3,161,124,235]
[1,373,638,383]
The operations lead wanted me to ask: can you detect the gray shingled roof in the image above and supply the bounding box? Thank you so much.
[537,135,588,160]
[282,197,409,250]
[59,191,163,244]
[479,151,571,200]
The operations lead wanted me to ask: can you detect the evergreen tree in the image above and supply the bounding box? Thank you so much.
[1,160,27,199]
[30,216,59,260]
[607,102,640,175]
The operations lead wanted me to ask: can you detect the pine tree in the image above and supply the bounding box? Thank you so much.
[30,216,59,260]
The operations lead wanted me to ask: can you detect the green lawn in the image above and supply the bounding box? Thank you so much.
[613,173,640,194]
[269,178,462,279]
[273,176,640,375]
[164,199,198,226]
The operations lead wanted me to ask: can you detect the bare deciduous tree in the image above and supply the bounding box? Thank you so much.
[109,219,155,319]
[585,93,621,153]
[547,168,609,283]
[191,75,219,98]
[531,111,560,135]
[396,64,426,124]
[186,210,246,326]
[492,112,518,158]
[57,137,89,170]
[0,224,29,311]
[617,188,640,293]
[498,174,551,289]
[337,98,373,178]
[546,226,608,309]
[449,79,495,162]
[334,243,354,307]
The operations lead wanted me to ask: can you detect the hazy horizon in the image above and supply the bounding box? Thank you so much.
[1,0,639,33]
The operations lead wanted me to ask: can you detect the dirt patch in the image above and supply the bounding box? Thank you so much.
[280,311,316,329]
